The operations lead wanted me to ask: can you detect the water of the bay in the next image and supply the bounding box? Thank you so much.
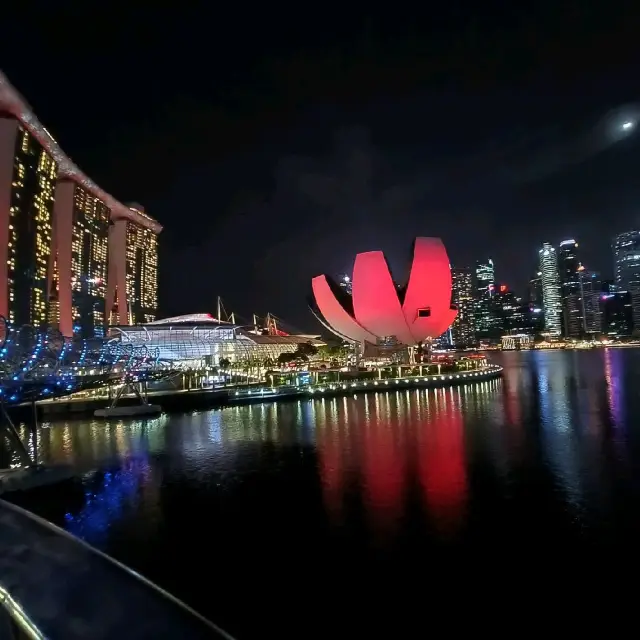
[12,349,640,636]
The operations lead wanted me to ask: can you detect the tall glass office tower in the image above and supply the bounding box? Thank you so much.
[538,243,562,336]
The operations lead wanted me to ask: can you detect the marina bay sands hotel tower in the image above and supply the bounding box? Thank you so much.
[0,71,161,338]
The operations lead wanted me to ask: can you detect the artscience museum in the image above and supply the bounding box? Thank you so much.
[310,237,458,354]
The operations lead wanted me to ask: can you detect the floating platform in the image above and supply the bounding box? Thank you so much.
[0,464,76,495]
[229,386,303,404]
[94,404,163,418]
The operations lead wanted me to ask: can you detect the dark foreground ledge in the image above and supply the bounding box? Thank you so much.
[0,500,233,639]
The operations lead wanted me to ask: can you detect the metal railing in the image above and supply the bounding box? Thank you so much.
[0,500,233,639]
[0,585,40,638]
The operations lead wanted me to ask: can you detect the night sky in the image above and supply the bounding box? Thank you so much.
[2,3,640,331]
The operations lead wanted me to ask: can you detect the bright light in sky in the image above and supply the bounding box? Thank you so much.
[622,121,634,131]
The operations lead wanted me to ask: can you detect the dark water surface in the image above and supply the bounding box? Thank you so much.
[14,349,640,636]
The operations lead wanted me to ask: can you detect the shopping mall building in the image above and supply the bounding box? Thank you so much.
[109,314,324,366]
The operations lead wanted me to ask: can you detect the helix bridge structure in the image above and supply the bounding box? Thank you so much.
[0,317,173,468]
[0,317,170,405]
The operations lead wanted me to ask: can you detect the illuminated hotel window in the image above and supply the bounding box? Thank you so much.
[125,221,158,324]
[7,129,57,327]
[68,184,110,338]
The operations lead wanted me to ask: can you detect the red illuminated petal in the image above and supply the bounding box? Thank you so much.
[402,237,457,340]
[417,307,458,340]
[351,251,415,345]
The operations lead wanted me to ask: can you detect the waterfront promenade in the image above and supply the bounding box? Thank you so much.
[36,364,503,417]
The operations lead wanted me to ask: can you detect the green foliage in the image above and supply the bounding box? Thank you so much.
[296,342,318,357]
[277,342,317,366]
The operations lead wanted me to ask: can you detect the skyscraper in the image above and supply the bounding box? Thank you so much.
[558,239,583,337]
[601,282,633,338]
[491,284,531,335]
[126,206,159,324]
[474,259,495,339]
[0,116,57,326]
[450,266,475,347]
[613,230,640,332]
[52,180,109,337]
[528,272,543,308]
[107,205,159,326]
[538,243,562,336]
[338,274,352,295]
[0,70,162,336]
[578,267,601,335]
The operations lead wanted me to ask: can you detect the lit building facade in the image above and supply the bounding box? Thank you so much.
[125,205,159,324]
[51,180,109,337]
[528,272,543,308]
[491,285,532,335]
[538,243,562,336]
[106,206,159,326]
[578,268,601,336]
[450,266,475,347]
[600,284,633,338]
[474,259,496,339]
[0,70,162,336]
[613,230,640,332]
[558,239,583,338]
[111,314,325,365]
[501,334,533,350]
[0,116,57,326]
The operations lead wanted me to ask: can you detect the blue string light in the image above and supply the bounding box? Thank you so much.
[0,317,168,404]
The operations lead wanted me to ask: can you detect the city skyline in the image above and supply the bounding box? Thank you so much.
[2,57,637,339]
[325,227,638,345]
[2,8,640,331]
[334,231,636,300]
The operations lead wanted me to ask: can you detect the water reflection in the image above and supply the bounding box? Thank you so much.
[13,350,640,560]
[359,393,406,535]
[416,387,467,536]
[9,350,640,640]
[32,415,169,470]
[530,351,584,512]
[314,384,493,539]
[64,455,153,546]
[604,347,626,430]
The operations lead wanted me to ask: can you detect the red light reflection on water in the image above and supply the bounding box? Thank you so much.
[317,395,407,535]
[416,389,467,535]
[360,395,405,534]
[317,388,468,539]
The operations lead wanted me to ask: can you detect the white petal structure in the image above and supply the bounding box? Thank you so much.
[311,237,458,346]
